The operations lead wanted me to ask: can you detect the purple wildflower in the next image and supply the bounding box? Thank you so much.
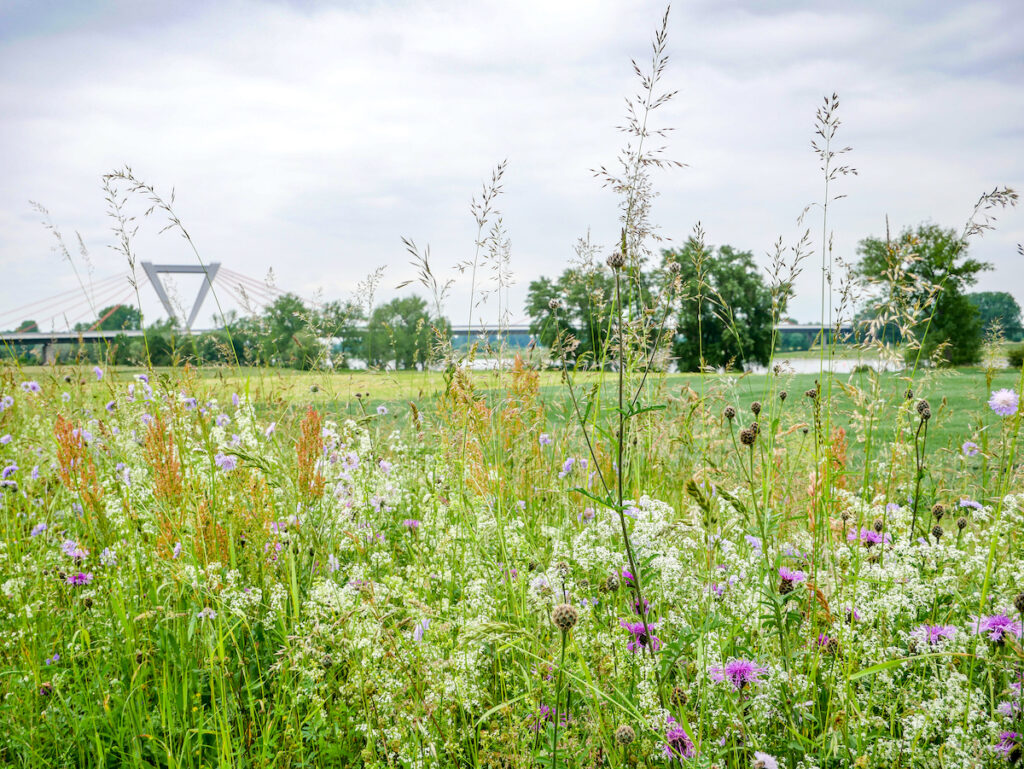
[911,624,957,646]
[172,541,182,559]
[93,366,104,380]
[214,452,237,471]
[376,404,388,415]
[620,619,661,653]
[0,434,10,445]
[413,618,429,643]
[959,498,983,511]
[779,566,807,583]
[216,414,231,427]
[30,522,47,537]
[848,527,891,546]
[539,433,552,446]
[0,395,13,411]
[972,614,1023,643]
[1,463,17,480]
[402,519,421,530]
[710,658,767,690]
[962,441,980,457]
[105,400,116,412]
[327,554,340,572]
[664,716,696,761]
[745,534,762,551]
[66,572,93,586]
[61,539,88,560]
[22,381,41,393]
[378,459,392,475]
[752,753,779,769]
[994,731,1019,758]
[558,458,575,478]
[45,653,60,666]
[988,389,1020,417]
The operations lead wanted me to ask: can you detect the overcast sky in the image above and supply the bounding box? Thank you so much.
[1,0,1022,332]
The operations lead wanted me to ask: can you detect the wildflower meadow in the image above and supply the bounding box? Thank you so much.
[3,8,1024,769]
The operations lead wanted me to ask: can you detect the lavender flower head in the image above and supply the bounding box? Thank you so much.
[376,405,388,415]
[989,388,1019,417]
[962,440,980,457]
[710,658,767,690]
[972,614,1023,643]
[93,366,104,380]
[848,527,891,547]
[61,539,89,560]
[538,433,552,446]
[558,457,575,478]
[214,453,237,472]
[22,380,41,393]
[412,618,429,643]
[752,752,779,769]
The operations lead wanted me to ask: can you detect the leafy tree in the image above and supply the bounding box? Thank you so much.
[260,294,322,369]
[968,291,1023,341]
[96,304,141,331]
[318,299,365,367]
[525,269,615,364]
[363,295,448,369]
[857,224,990,365]
[14,319,38,333]
[664,242,773,371]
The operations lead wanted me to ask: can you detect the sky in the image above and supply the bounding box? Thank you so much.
[1,0,1022,332]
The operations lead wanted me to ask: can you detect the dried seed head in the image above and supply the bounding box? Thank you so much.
[614,725,636,745]
[931,525,943,542]
[1013,592,1024,615]
[805,388,818,399]
[779,390,788,401]
[840,510,852,523]
[555,561,570,577]
[605,573,620,592]
[905,388,914,400]
[750,401,762,416]
[551,603,578,633]
[606,251,626,270]
[872,518,884,533]
[548,298,563,311]
[920,407,931,421]
[750,421,761,435]
[667,260,681,275]
[135,650,145,664]
[932,503,945,521]
[779,578,794,595]
[670,685,688,706]
[724,406,736,420]
[957,516,968,531]
[739,427,756,446]
[802,427,810,435]
[916,399,930,417]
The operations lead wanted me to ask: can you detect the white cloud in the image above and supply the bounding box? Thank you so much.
[0,0,1021,331]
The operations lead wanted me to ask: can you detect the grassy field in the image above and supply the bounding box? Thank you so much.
[1,358,1022,767]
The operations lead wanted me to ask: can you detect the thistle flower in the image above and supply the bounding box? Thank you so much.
[711,658,767,690]
[620,619,661,652]
[66,572,93,586]
[988,389,1020,417]
[664,717,696,761]
[778,566,806,594]
[847,527,891,547]
[993,731,1019,760]
[972,614,1023,643]
[606,251,626,270]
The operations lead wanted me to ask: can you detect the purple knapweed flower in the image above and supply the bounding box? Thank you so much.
[66,572,93,586]
[972,614,1023,643]
[620,619,661,653]
[539,433,552,446]
[779,566,807,583]
[989,389,1020,417]
[711,658,767,690]
[848,527,891,547]
[993,731,1019,759]
[962,441,980,457]
[911,624,957,646]
[664,716,696,761]
[402,519,421,530]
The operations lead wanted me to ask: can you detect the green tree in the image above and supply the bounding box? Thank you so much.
[664,242,773,371]
[363,295,447,369]
[260,294,322,369]
[318,299,365,368]
[96,304,141,331]
[525,269,616,364]
[967,291,1023,341]
[857,224,990,365]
